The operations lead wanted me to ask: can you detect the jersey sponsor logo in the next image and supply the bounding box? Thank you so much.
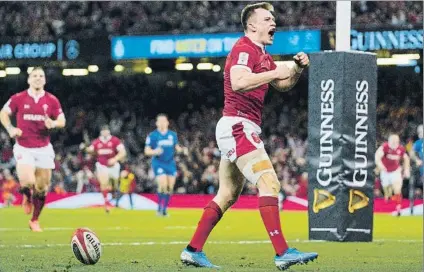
[23,114,46,121]
[158,139,174,146]
[237,52,249,65]
[386,154,401,161]
[97,149,113,155]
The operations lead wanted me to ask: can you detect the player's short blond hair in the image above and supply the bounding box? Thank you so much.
[241,2,274,30]
[28,66,45,76]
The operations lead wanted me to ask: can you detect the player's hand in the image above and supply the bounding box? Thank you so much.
[416,159,423,166]
[44,118,57,129]
[107,157,118,166]
[7,126,22,138]
[155,148,164,155]
[274,64,291,80]
[293,52,309,69]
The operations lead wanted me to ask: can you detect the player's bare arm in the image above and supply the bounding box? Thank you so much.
[144,146,163,156]
[0,108,22,138]
[107,144,127,166]
[409,149,422,166]
[402,153,411,178]
[375,146,387,171]
[231,65,290,93]
[271,52,310,92]
[44,113,66,129]
[79,143,95,154]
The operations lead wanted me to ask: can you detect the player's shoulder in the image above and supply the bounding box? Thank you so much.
[92,138,100,146]
[111,136,122,143]
[149,130,159,137]
[45,91,60,102]
[231,37,258,54]
[382,142,389,149]
[11,90,28,100]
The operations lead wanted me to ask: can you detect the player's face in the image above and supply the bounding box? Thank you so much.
[156,116,169,131]
[100,129,111,138]
[27,70,46,91]
[388,135,400,149]
[251,8,276,45]
[418,125,423,138]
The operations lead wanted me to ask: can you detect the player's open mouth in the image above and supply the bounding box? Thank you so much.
[268,29,276,39]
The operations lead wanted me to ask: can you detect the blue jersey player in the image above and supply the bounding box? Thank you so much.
[144,114,186,216]
[411,125,423,185]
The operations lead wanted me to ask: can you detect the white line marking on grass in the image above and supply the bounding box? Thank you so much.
[0,227,129,232]
[164,226,196,230]
[0,239,421,249]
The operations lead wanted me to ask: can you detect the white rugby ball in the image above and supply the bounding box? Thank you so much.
[71,227,102,265]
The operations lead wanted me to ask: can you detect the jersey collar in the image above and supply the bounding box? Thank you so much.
[245,36,265,53]
[27,89,45,103]
[100,136,112,143]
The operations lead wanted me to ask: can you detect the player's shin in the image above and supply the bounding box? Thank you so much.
[19,186,33,203]
[257,174,288,256]
[187,201,223,252]
[31,190,46,222]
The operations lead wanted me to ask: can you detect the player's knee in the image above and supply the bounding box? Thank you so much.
[241,156,275,186]
[257,172,280,196]
[217,186,240,206]
[34,184,47,195]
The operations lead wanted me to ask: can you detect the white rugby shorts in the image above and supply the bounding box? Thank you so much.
[13,143,55,169]
[380,168,402,187]
[95,162,121,180]
[215,116,264,162]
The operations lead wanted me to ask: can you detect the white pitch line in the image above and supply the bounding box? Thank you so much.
[0,227,129,232]
[0,239,421,249]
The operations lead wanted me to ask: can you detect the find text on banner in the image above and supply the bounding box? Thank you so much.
[111,30,320,60]
[307,52,377,242]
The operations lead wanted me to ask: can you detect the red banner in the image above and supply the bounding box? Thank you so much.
[0,192,421,213]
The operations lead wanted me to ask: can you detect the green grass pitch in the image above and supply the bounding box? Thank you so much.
[0,207,422,272]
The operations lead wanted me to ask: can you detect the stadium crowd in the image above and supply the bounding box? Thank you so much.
[0,1,422,39]
[0,68,422,198]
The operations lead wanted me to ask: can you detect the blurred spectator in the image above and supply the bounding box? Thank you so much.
[0,1,421,39]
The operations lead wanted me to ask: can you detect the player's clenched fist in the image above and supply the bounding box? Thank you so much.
[293,52,309,68]
[274,64,291,80]
[7,126,22,138]
[44,117,56,129]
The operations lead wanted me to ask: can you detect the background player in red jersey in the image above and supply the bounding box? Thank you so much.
[80,125,126,213]
[181,3,317,270]
[375,134,410,215]
[0,67,66,232]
